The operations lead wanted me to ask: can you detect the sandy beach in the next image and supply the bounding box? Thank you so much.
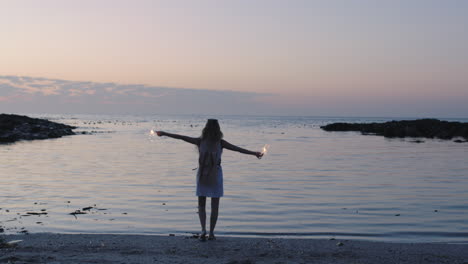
[1,234,467,264]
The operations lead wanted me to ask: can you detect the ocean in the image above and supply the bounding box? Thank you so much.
[1,114,467,242]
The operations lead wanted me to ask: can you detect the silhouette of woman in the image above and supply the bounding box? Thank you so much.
[157,119,263,241]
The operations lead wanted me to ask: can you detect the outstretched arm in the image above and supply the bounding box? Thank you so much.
[221,139,263,159]
[157,131,200,145]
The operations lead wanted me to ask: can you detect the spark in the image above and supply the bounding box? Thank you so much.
[261,144,270,155]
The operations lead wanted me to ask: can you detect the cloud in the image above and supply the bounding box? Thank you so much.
[2,75,465,117]
[0,76,63,95]
[0,75,273,115]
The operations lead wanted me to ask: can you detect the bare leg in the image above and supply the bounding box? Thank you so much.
[198,196,207,236]
[209,197,220,238]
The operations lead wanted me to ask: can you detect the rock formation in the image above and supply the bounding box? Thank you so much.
[321,119,468,140]
[0,114,76,143]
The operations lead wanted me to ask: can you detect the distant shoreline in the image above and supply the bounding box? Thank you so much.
[4,112,468,120]
[1,233,468,263]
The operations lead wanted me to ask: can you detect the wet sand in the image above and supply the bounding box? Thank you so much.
[1,234,467,264]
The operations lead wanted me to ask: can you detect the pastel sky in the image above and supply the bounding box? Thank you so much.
[1,0,467,117]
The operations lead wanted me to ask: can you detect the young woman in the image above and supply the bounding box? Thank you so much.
[156,119,263,241]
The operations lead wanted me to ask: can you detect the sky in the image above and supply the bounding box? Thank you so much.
[1,0,468,117]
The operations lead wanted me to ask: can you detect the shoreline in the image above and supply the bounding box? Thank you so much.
[2,233,468,263]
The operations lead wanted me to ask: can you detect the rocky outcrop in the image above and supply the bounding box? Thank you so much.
[321,119,468,140]
[0,114,76,143]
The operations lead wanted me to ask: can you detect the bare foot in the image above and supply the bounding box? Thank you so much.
[199,231,207,242]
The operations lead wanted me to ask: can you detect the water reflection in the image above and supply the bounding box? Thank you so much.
[0,115,467,242]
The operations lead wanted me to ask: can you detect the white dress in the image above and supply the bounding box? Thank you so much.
[196,142,223,198]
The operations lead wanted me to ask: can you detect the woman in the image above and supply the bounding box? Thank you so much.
[157,119,263,241]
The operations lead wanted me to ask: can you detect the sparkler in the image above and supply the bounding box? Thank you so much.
[148,129,158,142]
[261,144,270,155]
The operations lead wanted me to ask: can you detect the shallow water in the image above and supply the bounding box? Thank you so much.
[1,114,467,242]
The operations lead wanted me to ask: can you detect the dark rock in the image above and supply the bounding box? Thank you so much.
[0,114,76,143]
[321,119,468,141]
[70,210,87,215]
[26,212,48,215]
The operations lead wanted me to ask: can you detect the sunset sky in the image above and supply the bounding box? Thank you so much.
[1,0,467,117]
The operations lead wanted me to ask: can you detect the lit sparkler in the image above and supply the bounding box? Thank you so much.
[148,129,158,142]
[261,144,270,155]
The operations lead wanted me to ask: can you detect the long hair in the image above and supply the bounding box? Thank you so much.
[201,119,223,142]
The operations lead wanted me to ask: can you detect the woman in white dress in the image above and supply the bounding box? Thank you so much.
[157,119,263,241]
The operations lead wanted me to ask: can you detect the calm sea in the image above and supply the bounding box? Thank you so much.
[1,114,467,242]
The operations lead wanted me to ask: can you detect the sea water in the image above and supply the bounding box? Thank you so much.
[1,114,467,242]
